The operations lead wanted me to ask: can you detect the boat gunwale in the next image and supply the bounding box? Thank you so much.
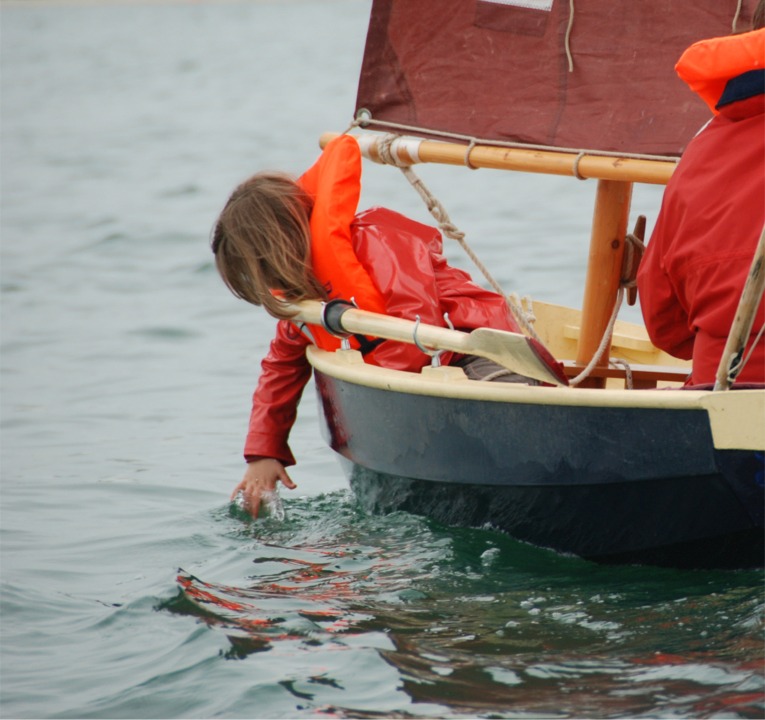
[306,346,759,408]
[308,347,765,451]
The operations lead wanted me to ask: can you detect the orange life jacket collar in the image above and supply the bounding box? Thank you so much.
[675,28,765,113]
[296,135,387,351]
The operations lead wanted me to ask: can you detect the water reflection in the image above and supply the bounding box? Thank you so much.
[160,493,764,718]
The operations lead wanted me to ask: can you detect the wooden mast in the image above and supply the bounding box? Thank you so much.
[574,180,633,388]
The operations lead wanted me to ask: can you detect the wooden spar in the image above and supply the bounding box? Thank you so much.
[714,225,765,391]
[319,132,676,185]
[574,180,634,389]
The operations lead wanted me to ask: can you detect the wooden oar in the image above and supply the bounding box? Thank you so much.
[287,299,568,387]
[714,224,765,391]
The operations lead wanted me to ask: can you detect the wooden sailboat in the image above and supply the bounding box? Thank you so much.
[291,0,764,569]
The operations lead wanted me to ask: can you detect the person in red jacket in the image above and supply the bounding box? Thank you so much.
[212,136,539,517]
[637,16,765,387]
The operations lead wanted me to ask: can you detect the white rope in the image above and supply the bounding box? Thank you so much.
[609,358,634,390]
[568,288,626,387]
[565,0,575,73]
[732,0,744,33]
[559,218,641,389]
[509,293,537,328]
[572,151,586,180]
[465,138,478,170]
[375,132,541,339]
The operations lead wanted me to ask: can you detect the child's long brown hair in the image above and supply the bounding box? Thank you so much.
[211,172,327,319]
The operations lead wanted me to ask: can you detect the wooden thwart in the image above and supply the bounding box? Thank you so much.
[562,361,689,389]
[287,300,568,387]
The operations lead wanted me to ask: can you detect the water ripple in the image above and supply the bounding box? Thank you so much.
[152,493,765,718]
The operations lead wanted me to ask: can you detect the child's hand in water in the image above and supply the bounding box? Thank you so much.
[231,458,296,519]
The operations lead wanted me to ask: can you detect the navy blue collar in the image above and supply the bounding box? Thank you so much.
[716,68,765,109]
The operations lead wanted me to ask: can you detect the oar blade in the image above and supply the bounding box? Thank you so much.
[467,328,569,386]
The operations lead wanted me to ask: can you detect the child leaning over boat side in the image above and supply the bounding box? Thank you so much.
[211,135,544,517]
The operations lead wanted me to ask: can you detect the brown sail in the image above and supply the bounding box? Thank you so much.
[355,0,758,157]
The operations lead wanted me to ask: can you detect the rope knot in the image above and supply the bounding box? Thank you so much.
[439,222,465,241]
[377,134,410,168]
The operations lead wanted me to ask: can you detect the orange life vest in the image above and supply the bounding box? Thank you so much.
[675,27,765,112]
[296,135,387,351]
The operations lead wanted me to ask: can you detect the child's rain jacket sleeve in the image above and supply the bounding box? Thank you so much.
[243,320,312,466]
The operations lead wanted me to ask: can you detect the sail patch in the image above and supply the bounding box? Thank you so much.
[478,0,553,10]
[475,0,553,35]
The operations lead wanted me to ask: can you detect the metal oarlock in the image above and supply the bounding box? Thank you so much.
[413,313,454,367]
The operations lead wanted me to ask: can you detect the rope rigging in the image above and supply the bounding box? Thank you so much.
[346,124,646,385]
[374,131,541,342]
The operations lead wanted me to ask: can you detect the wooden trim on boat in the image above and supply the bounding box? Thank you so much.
[561,361,689,389]
[562,361,689,389]
[529,300,688,365]
[701,391,765,450]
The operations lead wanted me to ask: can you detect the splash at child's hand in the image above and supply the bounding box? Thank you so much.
[231,457,297,519]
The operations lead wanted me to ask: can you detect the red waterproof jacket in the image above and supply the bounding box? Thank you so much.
[244,206,521,465]
[637,30,765,386]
